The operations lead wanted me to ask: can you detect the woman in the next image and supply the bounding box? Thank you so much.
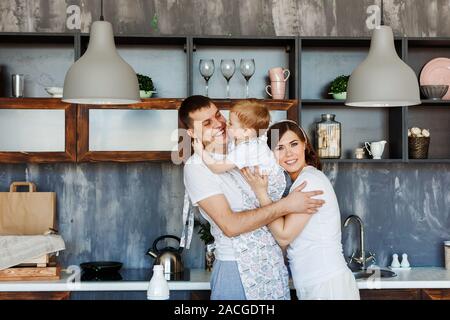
[241,120,360,300]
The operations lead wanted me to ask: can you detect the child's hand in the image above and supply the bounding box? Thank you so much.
[192,138,204,156]
[241,166,268,197]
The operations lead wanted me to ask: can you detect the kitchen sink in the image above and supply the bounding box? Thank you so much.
[352,268,397,279]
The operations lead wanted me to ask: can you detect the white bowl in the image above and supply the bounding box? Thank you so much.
[45,87,63,97]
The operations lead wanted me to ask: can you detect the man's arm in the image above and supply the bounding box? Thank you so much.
[197,186,324,238]
[253,183,313,247]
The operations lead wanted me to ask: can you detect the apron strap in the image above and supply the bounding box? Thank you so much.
[180,191,195,249]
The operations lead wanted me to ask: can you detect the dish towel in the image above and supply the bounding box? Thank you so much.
[0,235,65,270]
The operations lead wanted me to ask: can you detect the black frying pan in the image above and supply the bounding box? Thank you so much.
[80,261,123,273]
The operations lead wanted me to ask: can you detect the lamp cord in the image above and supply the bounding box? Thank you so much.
[100,0,104,21]
[380,0,384,26]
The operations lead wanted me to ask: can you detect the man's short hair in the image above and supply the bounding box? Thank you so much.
[179,95,213,129]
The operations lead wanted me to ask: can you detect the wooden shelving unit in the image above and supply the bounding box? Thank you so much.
[0,32,448,163]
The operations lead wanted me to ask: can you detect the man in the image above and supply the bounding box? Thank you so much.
[179,95,324,300]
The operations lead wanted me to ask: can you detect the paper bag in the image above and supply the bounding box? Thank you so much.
[0,182,56,235]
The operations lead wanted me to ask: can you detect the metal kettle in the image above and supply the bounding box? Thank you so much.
[146,235,184,274]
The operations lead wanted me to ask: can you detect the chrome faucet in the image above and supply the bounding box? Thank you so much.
[343,215,375,270]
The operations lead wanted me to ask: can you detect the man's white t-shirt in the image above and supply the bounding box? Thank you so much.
[184,153,256,261]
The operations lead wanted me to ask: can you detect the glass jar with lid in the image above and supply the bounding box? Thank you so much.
[315,114,341,159]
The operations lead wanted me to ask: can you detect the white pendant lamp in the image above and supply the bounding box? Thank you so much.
[62,0,140,105]
[345,1,421,107]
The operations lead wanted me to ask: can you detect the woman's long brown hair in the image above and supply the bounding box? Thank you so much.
[267,121,322,171]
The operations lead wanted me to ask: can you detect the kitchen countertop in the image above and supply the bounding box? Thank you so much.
[1,267,450,292]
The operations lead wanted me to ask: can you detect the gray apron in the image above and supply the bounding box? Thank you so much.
[181,167,290,300]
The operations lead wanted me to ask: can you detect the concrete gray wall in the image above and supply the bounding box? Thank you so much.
[0,0,449,269]
[1,0,450,37]
[0,162,449,269]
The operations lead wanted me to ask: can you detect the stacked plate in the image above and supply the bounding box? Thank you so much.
[420,58,450,100]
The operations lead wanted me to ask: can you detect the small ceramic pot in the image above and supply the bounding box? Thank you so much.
[332,92,347,100]
[140,90,155,98]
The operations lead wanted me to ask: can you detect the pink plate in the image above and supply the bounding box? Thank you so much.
[420,57,450,99]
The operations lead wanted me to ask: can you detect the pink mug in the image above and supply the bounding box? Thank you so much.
[265,81,286,99]
[269,67,290,82]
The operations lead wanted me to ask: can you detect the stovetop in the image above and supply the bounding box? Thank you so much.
[80,268,190,282]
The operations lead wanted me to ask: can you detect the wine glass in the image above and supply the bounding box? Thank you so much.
[240,59,255,98]
[199,59,215,97]
[220,59,236,98]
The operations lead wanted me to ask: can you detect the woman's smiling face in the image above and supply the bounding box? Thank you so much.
[273,130,306,176]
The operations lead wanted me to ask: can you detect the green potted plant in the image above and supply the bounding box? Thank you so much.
[329,75,350,100]
[197,221,214,245]
[196,220,215,271]
[137,73,156,98]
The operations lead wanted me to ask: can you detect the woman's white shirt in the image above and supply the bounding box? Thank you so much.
[287,166,349,288]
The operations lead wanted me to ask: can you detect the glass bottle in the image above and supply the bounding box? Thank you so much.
[315,114,341,159]
[147,264,170,300]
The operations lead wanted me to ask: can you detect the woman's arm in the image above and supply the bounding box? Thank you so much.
[241,168,318,247]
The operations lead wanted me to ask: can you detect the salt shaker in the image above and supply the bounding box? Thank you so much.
[147,264,170,300]
[400,253,410,268]
[390,253,401,268]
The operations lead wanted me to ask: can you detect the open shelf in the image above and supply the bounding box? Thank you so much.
[192,36,297,99]
[407,159,450,163]
[0,33,76,98]
[300,38,402,100]
[419,99,450,105]
[301,103,403,160]
[80,34,189,98]
[0,33,448,163]
[407,38,450,80]
[321,159,405,163]
[407,104,450,160]
[301,99,346,105]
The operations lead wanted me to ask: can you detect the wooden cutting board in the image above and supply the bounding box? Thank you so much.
[0,265,60,281]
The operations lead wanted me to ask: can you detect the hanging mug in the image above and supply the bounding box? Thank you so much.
[269,67,290,82]
[265,81,286,99]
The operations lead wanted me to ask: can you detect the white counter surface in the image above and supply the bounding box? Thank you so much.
[1,267,450,292]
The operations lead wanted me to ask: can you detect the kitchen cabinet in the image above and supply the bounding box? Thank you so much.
[359,289,421,300]
[0,98,77,163]
[0,97,296,163]
[421,289,450,300]
[0,292,70,300]
[190,289,450,300]
[76,99,182,162]
[360,289,450,300]
[0,32,449,163]
[77,98,298,162]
